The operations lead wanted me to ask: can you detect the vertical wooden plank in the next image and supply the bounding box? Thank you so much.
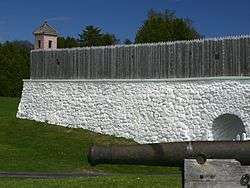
[87,48,91,79]
[168,43,174,78]
[125,46,130,79]
[114,46,118,78]
[35,51,40,79]
[77,49,82,79]
[133,45,137,78]
[69,49,73,79]
[194,41,200,77]
[189,42,194,77]
[49,51,53,79]
[159,43,164,78]
[33,51,38,79]
[68,49,72,79]
[119,46,123,78]
[229,38,234,76]
[200,40,205,77]
[129,45,134,79]
[89,48,93,79]
[139,45,143,78]
[137,45,141,78]
[192,41,196,77]
[184,42,189,78]
[236,37,241,76]
[111,46,115,78]
[215,39,220,76]
[106,47,110,78]
[203,40,208,77]
[198,40,203,77]
[175,42,179,78]
[156,44,161,78]
[242,37,248,76]
[232,38,237,76]
[107,47,112,78]
[102,47,106,78]
[56,50,61,79]
[221,39,226,76]
[151,44,156,78]
[82,48,85,79]
[73,49,77,79]
[30,52,35,79]
[239,37,245,76]
[182,41,187,78]
[246,37,250,76]
[44,51,48,79]
[221,38,226,76]
[120,46,124,78]
[225,38,229,76]
[93,48,98,79]
[151,44,155,78]
[210,40,215,77]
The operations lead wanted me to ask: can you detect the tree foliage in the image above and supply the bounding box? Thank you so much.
[0,11,202,97]
[135,9,201,43]
[57,37,79,48]
[79,25,119,47]
[124,39,133,45]
[0,41,31,97]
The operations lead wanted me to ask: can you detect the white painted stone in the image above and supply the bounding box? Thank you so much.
[17,77,250,143]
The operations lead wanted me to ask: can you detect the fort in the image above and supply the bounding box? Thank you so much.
[17,22,250,143]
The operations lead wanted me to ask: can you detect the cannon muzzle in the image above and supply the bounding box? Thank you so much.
[88,141,250,167]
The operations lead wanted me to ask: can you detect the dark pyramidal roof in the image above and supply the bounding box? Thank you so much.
[33,21,58,36]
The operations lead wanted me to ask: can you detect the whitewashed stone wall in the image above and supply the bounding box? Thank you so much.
[17,77,250,143]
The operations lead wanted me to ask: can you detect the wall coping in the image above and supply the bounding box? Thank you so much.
[23,76,250,83]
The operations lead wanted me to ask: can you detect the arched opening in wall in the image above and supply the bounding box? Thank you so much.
[212,114,246,140]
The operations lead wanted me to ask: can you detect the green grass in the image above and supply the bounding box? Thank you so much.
[0,176,181,188]
[0,97,181,187]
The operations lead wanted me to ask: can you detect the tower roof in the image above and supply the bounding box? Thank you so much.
[33,21,58,36]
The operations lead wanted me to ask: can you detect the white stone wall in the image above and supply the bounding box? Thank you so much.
[17,77,250,143]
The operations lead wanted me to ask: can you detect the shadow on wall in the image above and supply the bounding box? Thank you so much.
[212,114,246,141]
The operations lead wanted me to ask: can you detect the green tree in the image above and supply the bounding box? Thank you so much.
[135,9,201,43]
[0,41,30,97]
[58,37,79,48]
[101,33,119,46]
[124,39,133,45]
[79,25,119,47]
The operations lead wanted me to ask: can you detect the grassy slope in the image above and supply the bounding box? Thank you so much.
[0,97,181,187]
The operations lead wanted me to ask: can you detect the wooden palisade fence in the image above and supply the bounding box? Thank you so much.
[30,36,250,79]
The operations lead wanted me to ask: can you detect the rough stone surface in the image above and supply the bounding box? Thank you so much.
[17,77,250,143]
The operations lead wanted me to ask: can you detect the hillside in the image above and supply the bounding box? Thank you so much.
[0,97,181,187]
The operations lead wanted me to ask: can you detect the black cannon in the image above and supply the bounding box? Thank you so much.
[88,141,250,167]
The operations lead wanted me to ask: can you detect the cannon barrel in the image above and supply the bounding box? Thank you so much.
[88,141,250,167]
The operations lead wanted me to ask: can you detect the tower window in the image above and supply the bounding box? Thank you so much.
[38,40,41,48]
[49,40,52,48]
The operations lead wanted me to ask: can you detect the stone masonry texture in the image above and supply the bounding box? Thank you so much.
[17,77,250,143]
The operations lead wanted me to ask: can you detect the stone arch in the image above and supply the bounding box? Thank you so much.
[212,114,246,140]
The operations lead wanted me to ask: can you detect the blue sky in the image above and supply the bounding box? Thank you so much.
[0,0,250,43]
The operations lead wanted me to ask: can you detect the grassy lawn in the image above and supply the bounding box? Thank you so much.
[0,176,181,188]
[0,97,181,187]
